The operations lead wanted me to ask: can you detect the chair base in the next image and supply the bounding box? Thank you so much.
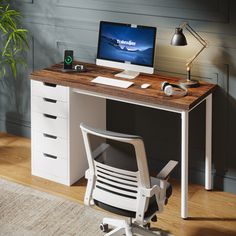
[101,217,165,236]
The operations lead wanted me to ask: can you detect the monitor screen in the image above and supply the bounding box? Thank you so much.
[97,21,156,68]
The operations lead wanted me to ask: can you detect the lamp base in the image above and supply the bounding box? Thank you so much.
[180,79,199,88]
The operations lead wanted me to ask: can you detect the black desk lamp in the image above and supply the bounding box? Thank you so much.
[171,22,207,88]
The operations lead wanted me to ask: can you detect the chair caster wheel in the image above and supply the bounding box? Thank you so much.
[144,222,151,229]
[151,215,157,222]
[100,223,109,232]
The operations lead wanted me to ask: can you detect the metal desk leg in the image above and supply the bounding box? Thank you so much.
[205,94,212,190]
[181,111,189,219]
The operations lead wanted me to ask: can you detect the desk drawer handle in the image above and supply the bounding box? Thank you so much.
[43,114,57,119]
[43,82,57,88]
[43,153,57,159]
[43,98,57,103]
[43,133,57,139]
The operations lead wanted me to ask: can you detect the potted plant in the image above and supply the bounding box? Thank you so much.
[0,0,28,78]
[0,0,29,135]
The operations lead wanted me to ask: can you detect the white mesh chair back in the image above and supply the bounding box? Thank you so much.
[80,123,151,214]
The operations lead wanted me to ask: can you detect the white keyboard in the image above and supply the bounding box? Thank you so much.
[91,76,134,89]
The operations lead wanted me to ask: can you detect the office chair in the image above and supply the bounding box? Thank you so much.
[80,123,178,236]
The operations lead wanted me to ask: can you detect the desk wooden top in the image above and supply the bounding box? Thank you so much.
[30,62,217,110]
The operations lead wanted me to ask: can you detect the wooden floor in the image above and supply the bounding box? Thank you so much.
[0,132,236,236]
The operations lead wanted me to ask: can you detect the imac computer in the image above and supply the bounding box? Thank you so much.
[96,21,156,79]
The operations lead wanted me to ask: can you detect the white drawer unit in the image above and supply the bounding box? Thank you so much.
[31,79,70,185]
[31,80,69,102]
[31,112,68,139]
[31,96,68,119]
[32,150,68,184]
[31,79,106,186]
[32,131,68,159]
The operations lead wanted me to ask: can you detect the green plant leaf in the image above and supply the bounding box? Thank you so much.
[2,32,13,55]
[10,61,17,78]
[0,23,7,33]
[0,1,29,79]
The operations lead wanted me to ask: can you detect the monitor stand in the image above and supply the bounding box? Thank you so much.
[115,70,140,79]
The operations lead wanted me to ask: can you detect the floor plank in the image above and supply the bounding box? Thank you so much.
[0,132,235,236]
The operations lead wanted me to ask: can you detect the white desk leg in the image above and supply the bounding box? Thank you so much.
[181,111,189,219]
[205,94,212,190]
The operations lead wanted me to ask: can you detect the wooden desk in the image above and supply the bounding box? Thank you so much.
[30,62,217,219]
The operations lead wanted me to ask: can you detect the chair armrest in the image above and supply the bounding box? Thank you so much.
[137,185,161,223]
[85,169,90,179]
[140,185,160,198]
[84,169,96,206]
[156,160,178,180]
[150,177,168,201]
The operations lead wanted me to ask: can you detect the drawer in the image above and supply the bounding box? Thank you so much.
[33,150,68,179]
[31,96,68,118]
[31,80,69,102]
[32,131,68,159]
[31,112,68,138]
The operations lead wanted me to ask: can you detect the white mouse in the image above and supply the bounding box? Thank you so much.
[141,83,151,89]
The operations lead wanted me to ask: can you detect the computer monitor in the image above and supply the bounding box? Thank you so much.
[96,21,156,79]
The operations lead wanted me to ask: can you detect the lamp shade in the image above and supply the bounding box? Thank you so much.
[171,27,187,46]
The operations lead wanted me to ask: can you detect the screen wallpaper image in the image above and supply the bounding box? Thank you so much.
[97,23,156,67]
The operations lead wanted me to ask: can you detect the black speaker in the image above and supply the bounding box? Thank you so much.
[64,50,73,70]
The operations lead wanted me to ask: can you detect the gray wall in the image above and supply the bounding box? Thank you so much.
[1,0,235,193]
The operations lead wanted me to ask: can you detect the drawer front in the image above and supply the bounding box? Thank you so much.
[32,131,68,159]
[33,150,68,179]
[31,112,68,138]
[31,96,68,118]
[31,80,69,102]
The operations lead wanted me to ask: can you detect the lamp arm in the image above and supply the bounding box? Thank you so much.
[180,23,207,69]
[185,23,207,47]
[186,44,206,69]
